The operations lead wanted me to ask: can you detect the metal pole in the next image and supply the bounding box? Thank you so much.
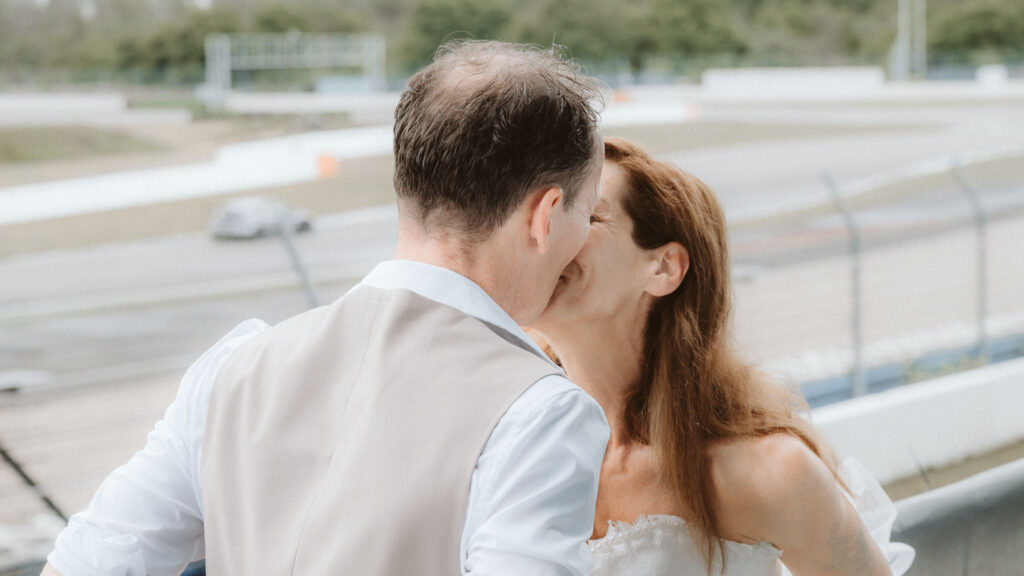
[893,0,912,81]
[204,34,231,109]
[823,172,866,397]
[913,0,928,79]
[0,439,67,523]
[276,211,319,310]
[952,158,989,363]
[376,34,387,91]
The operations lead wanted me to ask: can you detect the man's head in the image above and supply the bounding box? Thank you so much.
[394,40,602,234]
[393,40,604,323]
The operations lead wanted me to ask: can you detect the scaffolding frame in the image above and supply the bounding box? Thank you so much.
[203,32,386,106]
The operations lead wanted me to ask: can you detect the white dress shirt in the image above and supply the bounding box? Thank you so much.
[48,260,610,576]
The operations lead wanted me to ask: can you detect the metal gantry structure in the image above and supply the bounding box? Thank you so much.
[892,0,928,81]
[203,32,387,107]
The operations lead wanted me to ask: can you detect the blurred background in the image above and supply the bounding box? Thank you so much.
[1,0,1023,573]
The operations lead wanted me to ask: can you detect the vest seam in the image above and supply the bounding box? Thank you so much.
[287,288,388,575]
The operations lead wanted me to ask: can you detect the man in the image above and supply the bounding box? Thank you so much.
[42,40,608,575]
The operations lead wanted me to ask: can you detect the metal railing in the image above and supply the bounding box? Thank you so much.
[821,156,998,398]
[893,457,1024,576]
[746,150,1024,406]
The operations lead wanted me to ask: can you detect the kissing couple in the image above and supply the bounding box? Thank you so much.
[43,40,913,576]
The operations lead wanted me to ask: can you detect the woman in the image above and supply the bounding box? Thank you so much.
[531,137,913,576]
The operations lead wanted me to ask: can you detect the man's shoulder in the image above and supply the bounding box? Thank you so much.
[184,319,271,398]
[502,374,609,441]
[509,374,594,413]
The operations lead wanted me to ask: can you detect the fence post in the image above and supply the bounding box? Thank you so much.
[203,34,231,109]
[276,211,319,310]
[0,438,67,523]
[952,157,990,364]
[823,172,866,397]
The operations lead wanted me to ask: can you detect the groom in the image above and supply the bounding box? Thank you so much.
[42,40,608,575]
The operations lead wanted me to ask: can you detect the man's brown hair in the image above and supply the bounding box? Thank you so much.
[393,40,603,235]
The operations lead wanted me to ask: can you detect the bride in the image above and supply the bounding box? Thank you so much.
[531,137,914,576]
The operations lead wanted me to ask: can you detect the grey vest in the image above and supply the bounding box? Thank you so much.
[201,285,561,574]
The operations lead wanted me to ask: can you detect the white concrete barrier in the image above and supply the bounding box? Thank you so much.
[0,93,125,125]
[813,357,1024,485]
[222,91,400,124]
[0,93,192,126]
[701,67,886,101]
[0,125,393,226]
[976,64,1010,88]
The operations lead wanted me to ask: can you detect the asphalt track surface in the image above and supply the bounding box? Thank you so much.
[2,97,1023,393]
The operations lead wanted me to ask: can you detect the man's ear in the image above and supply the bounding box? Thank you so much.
[645,242,688,297]
[528,186,564,254]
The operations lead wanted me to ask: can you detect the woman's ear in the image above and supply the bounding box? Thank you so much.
[645,242,688,297]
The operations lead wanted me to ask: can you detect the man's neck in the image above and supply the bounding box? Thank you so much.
[394,218,526,323]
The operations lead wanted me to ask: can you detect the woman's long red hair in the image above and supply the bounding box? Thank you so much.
[605,137,841,572]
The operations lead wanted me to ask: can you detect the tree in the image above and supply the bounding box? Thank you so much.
[253,4,312,33]
[513,0,630,66]
[651,0,747,60]
[117,7,241,82]
[930,0,1024,64]
[397,0,513,71]
[252,2,371,34]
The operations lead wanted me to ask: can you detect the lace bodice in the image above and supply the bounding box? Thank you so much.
[589,514,782,576]
[588,458,915,576]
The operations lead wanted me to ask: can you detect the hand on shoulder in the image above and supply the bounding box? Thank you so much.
[710,434,892,576]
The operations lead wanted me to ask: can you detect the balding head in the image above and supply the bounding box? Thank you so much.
[393,40,603,236]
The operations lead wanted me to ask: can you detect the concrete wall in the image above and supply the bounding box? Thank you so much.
[812,357,1024,485]
[0,94,189,127]
[700,67,886,101]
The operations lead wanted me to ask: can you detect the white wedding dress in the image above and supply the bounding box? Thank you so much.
[588,459,915,576]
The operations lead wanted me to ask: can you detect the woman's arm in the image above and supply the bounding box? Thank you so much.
[712,434,892,576]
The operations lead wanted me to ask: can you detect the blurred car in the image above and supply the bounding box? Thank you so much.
[210,196,312,239]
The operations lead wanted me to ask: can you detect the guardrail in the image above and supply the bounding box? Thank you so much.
[814,356,1024,486]
[893,457,1024,576]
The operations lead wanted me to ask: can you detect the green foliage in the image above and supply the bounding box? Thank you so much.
[116,7,240,83]
[397,0,513,71]
[742,0,884,66]
[652,0,747,57]
[2,0,1024,86]
[253,4,312,33]
[513,0,627,64]
[929,0,1024,64]
[752,0,817,37]
[252,3,371,34]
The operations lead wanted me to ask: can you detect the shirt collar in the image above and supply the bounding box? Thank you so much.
[360,260,558,366]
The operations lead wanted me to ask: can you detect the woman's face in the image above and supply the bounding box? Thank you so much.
[536,160,655,330]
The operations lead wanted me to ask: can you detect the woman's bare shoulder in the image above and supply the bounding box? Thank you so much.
[710,434,836,540]
[709,437,892,574]
[711,434,823,495]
